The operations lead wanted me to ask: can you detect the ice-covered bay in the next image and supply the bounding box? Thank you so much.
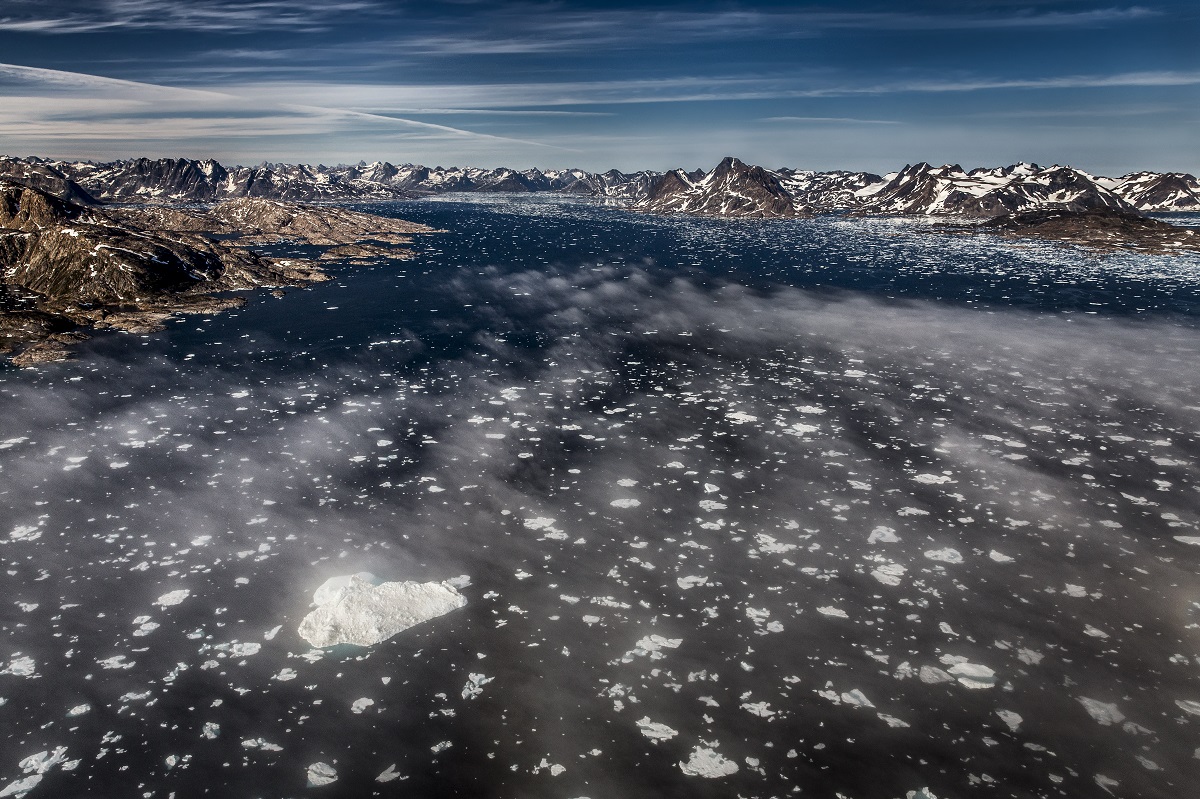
[0,196,1197,797]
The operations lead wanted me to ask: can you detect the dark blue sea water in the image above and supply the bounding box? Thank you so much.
[1,196,1199,799]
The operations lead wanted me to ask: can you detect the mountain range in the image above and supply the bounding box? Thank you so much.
[1,154,1199,219]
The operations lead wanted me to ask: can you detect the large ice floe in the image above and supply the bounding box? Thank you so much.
[298,573,467,648]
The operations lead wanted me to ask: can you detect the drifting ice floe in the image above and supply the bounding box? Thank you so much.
[635,717,679,742]
[1079,698,1125,726]
[154,590,191,608]
[298,574,468,648]
[947,662,996,689]
[923,548,963,564]
[679,746,739,778]
[461,673,494,700]
[996,709,1023,731]
[306,762,338,787]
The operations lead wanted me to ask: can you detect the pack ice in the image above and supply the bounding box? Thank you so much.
[298,574,467,648]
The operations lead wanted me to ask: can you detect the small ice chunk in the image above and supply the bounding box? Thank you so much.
[871,563,906,586]
[628,634,682,660]
[918,666,954,684]
[680,747,739,778]
[1,656,35,677]
[996,710,1022,731]
[988,551,1014,563]
[840,689,874,708]
[610,498,641,509]
[461,673,494,700]
[351,698,374,714]
[868,526,900,544]
[741,701,775,717]
[948,662,996,689]
[242,738,283,752]
[636,717,678,741]
[924,548,963,564]
[306,762,338,787]
[1175,699,1200,717]
[726,411,757,424]
[817,606,848,618]
[155,589,190,607]
[8,525,41,542]
[376,764,403,783]
[96,656,134,670]
[1079,698,1125,725]
[913,474,953,485]
[677,576,708,590]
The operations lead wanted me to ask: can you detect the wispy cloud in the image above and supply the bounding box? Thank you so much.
[0,3,1160,41]
[380,6,1163,55]
[0,63,565,155]
[762,116,900,125]
[0,0,387,34]
[216,69,1200,113]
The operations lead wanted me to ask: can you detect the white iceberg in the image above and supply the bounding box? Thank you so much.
[298,574,467,648]
[306,762,337,787]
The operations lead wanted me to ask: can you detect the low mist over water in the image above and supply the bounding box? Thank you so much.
[2,197,1199,798]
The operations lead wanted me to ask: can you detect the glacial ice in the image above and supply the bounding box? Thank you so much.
[679,746,739,778]
[306,762,338,787]
[636,717,679,741]
[298,574,467,648]
[1079,698,1125,726]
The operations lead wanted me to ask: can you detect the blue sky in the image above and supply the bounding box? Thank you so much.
[0,0,1196,173]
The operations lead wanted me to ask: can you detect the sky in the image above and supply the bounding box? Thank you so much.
[0,0,1196,173]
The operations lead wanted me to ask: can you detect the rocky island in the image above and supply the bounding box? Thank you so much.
[0,181,435,365]
[974,208,1200,254]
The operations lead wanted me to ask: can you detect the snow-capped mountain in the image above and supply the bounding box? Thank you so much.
[630,159,1200,219]
[52,158,414,203]
[1,155,1196,217]
[634,156,800,218]
[1102,171,1200,212]
[777,169,883,211]
[851,162,1134,217]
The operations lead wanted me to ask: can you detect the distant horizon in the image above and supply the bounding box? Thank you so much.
[4,151,1197,181]
[0,1,1195,176]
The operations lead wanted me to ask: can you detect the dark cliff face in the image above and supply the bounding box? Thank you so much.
[0,158,96,207]
[0,184,435,364]
[635,157,800,219]
[0,181,84,229]
[0,182,266,310]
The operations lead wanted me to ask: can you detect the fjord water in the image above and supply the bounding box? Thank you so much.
[2,195,1200,798]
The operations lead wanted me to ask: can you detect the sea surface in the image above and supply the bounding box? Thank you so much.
[1,196,1200,798]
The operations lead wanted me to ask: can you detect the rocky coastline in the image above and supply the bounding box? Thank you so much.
[0,183,436,365]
